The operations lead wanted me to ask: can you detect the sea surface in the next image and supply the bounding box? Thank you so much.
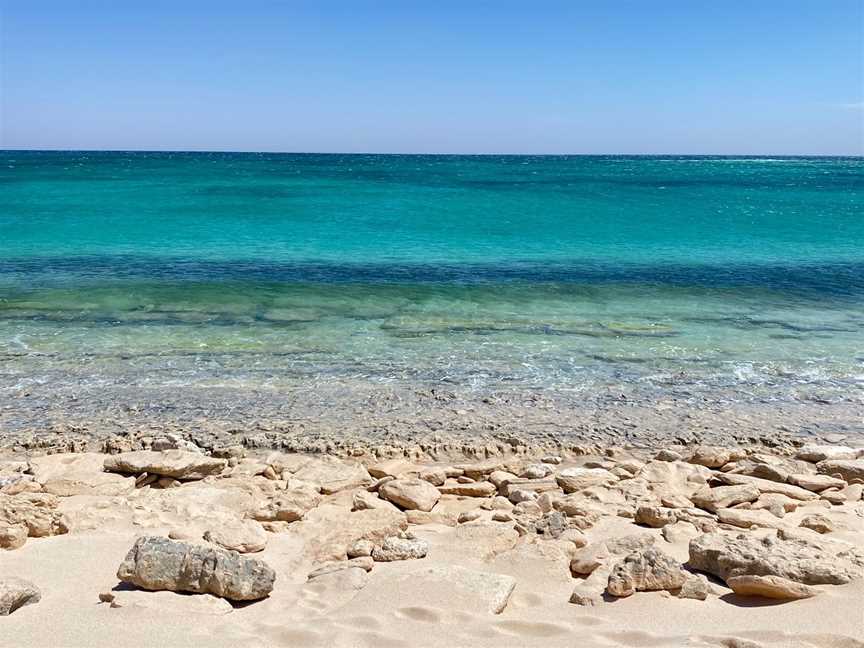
[1,152,863,439]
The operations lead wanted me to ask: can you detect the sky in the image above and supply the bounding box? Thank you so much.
[1,0,862,154]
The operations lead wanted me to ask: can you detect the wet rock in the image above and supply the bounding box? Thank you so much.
[726,575,819,600]
[379,478,441,512]
[104,450,226,481]
[116,535,275,601]
[0,577,41,616]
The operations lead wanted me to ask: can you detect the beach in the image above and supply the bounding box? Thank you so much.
[1,153,863,646]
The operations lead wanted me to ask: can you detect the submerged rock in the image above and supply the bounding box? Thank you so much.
[116,535,275,601]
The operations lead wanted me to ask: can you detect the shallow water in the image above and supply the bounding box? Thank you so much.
[1,152,863,430]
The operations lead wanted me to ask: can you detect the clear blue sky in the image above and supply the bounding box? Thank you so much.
[1,0,862,154]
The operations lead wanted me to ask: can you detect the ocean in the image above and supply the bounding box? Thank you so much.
[1,151,862,441]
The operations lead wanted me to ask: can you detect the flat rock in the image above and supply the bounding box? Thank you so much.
[368,459,413,479]
[204,519,268,553]
[379,478,441,511]
[687,446,732,468]
[716,508,785,529]
[688,530,864,585]
[293,506,408,561]
[292,457,372,494]
[816,459,864,483]
[252,485,321,522]
[726,575,819,600]
[358,565,516,614]
[438,481,496,497]
[29,453,135,496]
[714,473,817,501]
[104,451,226,480]
[556,467,617,494]
[692,484,760,513]
[797,445,864,463]
[787,473,846,492]
[0,577,41,616]
[570,534,655,575]
[116,535,275,601]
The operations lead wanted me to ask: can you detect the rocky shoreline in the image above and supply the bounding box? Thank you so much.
[1,435,863,646]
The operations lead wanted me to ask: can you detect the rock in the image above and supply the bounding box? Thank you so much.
[691,485,760,513]
[542,455,562,465]
[559,528,588,548]
[251,485,321,522]
[786,473,846,492]
[295,506,408,562]
[351,490,399,512]
[29,453,135,497]
[0,493,69,538]
[418,468,446,486]
[104,450,226,480]
[820,489,847,505]
[714,473,818,501]
[491,511,512,522]
[379,479,441,511]
[799,514,833,534]
[726,575,819,600]
[655,449,683,462]
[521,464,553,479]
[508,489,539,504]
[293,457,373,494]
[451,522,519,561]
[367,459,412,479]
[533,510,569,538]
[732,462,789,483]
[816,459,864,483]
[0,522,28,550]
[797,445,863,462]
[367,565,515,614]
[556,468,617,494]
[308,557,374,580]
[662,521,699,544]
[635,506,678,528]
[116,535,275,601]
[0,578,41,616]
[371,536,429,561]
[606,547,687,597]
[458,510,483,524]
[499,479,558,498]
[570,534,655,576]
[488,470,519,488]
[438,481,496,497]
[636,460,711,490]
[151,434,202,453]
[678,573,710,600]
[98,592,115,604]
[347,539,375,558]
[750,493,799,517]
[688,446,732,468]
[717,508,785,529]
[404,510,457,526]
[454,461,503,481]
[204,519,268,553]
[688,530,864,585]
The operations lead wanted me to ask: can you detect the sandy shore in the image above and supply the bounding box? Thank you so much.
[1,437,863,647]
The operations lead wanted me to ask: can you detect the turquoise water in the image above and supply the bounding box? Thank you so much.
[1,151,863,412]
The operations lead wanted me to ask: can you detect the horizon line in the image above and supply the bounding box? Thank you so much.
[2,147,862,158]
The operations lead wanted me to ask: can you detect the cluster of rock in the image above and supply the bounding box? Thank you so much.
[0,439,862,616]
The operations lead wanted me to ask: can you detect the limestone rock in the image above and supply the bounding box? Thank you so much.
[688,446,732,468]
[726,575,819,600]
[29,453,135,497]
[570,534,655,576]
[797,445,863,463]
[691,485,760,513]
[688,530,864,585]
[716,508,784,529]
[799,514,833,534]
[371,536,429,561]
[786,473,845,493]
[606,547,687,597]
[379,478,441,512]
[0,493,69,538]
[367,459,412,479]
[418,468,446,486]
[816,459,864,483]
[0,577,41,616]
[678,573,710,600]
[116,535,275,601]
[438,481,496,497]
[714,473,817,501]
[293,457,372,494]
[556,467,617,494]
[0,522,28,550]
[294,506,408,562]
[308,557,374,580]
[204,519,268,553]
[347,539,375,558]
[251,486,321,522]
[104,451,226,481]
